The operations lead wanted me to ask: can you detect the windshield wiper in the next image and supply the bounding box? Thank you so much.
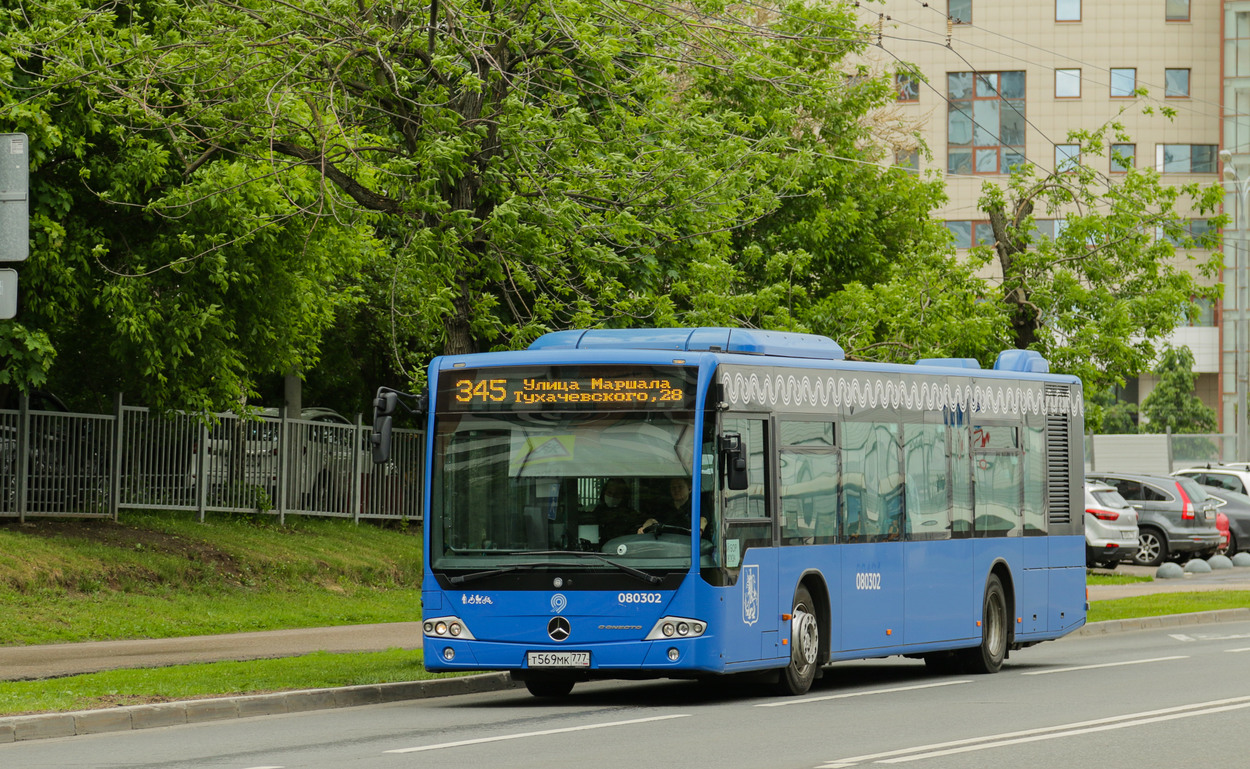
[446,563,546,585]
[526,551,663,586]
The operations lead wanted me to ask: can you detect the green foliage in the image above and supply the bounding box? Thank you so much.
[975,120,1225,414]
[1139,346,1218,433]
[2,0,948,406]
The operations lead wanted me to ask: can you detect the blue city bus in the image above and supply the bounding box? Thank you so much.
[371,328,1086,697]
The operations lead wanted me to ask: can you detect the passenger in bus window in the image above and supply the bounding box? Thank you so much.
[593,478,638,542]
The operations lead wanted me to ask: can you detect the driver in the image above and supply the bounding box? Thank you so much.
[639,477,710,539]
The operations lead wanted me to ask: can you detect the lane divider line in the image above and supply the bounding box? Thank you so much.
[816,695,1250,769]
[757,680,972,708]
[384,714,690,754]
[1021,655,1188,675]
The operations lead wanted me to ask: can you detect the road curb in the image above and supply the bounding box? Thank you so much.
[1074,607,1250,636]
[0,673,522,744]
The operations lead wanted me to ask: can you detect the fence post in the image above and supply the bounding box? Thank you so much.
[110,393,124,521]
[1086,431,1095,473]
[277,406,288,526]
[350,413,363,524]
[196,419,209,523]
[15,395,28,523]
[1165,426,1174,473]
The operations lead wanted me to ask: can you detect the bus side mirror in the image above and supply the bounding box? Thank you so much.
[371,390,399,463]
[371,415,393,464]
[720,433,748,491]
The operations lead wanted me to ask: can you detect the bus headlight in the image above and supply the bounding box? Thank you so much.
[423,616,476,640]
[645,616,707,641]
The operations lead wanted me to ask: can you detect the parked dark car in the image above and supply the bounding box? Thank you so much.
[1183,484,1250,556]
[1085,472,1222,566]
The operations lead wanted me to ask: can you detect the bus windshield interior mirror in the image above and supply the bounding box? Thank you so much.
[720,432,748,490]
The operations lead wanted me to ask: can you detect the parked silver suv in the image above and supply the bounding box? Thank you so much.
[1084,481,1139,568]
[1085,472,1222,566]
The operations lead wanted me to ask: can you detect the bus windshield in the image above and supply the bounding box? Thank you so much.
[430,409,698,573]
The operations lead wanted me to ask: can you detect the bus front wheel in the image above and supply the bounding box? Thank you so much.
[961,574,1007,674]
[776,584,820,695]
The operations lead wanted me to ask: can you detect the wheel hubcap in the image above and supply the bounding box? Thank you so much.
[792,608,818,666]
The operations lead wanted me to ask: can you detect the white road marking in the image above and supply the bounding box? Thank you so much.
[816,696,1250,768]
[1227,647,1250,653]
[240,766,284,769]
[1020,655,1187,675]
[1171,632,1250,642]
[757,680,971,708]
[384,714,690,754]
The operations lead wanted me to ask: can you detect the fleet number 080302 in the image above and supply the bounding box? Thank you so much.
[855,572,882,590]
[618,592,663,604]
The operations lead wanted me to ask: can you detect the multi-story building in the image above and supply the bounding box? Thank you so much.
[856,0,1247,442]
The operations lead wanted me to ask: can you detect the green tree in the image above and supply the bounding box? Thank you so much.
[1139,346,1217,434]
[4,0,947,409]
[978,122,1225,410]
[1,1,380,412]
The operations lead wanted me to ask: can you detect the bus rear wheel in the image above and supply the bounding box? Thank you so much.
[961,574,1007,674]
[524,677,575,698]
[776,584,820,695]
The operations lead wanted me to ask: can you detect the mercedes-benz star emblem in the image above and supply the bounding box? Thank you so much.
[547,616,571,642]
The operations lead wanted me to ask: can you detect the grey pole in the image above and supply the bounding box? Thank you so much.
[1221,150,1250,461]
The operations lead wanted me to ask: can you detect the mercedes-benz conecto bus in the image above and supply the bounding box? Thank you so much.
[370,328,1086,697]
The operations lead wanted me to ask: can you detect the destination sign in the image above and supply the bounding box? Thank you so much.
[438,365,697,412]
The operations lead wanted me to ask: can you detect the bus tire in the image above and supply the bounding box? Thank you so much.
[524,677,575,698]
[776,584,820,695]
[962,574,1007,674]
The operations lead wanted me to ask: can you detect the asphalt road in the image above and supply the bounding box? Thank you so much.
[5,617,1250,769]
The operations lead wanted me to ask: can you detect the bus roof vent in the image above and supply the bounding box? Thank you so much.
[993,349,1049,373]
[528,327,845,360]
[916,358,981,370]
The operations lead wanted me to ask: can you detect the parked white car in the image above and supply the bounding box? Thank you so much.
[1084,481,1140,569]
[1173,464,1250,496]
[187,408,357,511]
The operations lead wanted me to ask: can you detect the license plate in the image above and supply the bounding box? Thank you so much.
[527,651,590,668]
[1122,532,1137,540]
[1205,510,1215,520]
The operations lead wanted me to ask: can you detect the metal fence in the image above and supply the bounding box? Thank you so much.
[0,398,423,523]
[1084,431,1235,476]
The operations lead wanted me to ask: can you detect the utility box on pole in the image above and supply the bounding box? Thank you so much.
[0,132,29,319]
[0,133,29,263]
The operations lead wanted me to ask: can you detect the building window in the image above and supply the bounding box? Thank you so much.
[1111,143,1136,173]
[1166,0,1189,22]
[1055,68,1081,98]
[1158,218,1215,246]
[950,0,971,25]
[1110,68,1137,97]
[1056,144,1080,172]
[1157,145,1217,173]
[1165,68,1190,97]
[897,72,920,102]
[1056,0,1080,21]
[895,149,920,170]
[947,71,1026,175]
[1034,219,1068,241]
[945,220,995,249]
